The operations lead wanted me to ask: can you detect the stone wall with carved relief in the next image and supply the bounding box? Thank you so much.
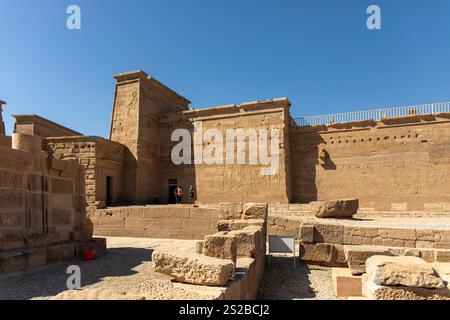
[0,133,94,274]
[290,114,450,213]
[158,99,292,204]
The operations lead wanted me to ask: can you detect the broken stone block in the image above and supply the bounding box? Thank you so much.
[218,202,243,220]
[152,248,235,287]
[203,232,237,265]
[299,242,346,267]
[344,245,403,275]
[242,203,268,220]
[300,242,334,264]
[362,274,450,300]
[365,256,445,289]
[217,219,267,240]
[311,199,359,218]
[228,226,262,258]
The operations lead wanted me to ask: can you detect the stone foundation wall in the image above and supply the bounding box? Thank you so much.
[268,215,450,272]
[90,205,220,240]
[269,216,450,249]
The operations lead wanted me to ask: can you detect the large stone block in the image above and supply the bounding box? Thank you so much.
[217,219,265,232]
[314,223,344,244]
[311,199,358,218]
[365,256,445,289]
[344,245,403,275]
[242,203,268,220]
[299,242,346,267]
[228,226,262,258]
[203,232,237,264]
[378,228,417,241]
[219,202,243,220]
[152,248,235,286]
[300,242,334,264]
[363,274,450,300]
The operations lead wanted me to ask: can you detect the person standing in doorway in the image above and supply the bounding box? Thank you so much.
[189,185,195,204]
[175,186,183,204]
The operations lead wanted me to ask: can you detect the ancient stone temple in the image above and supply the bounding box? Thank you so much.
[1,72,449,300]
[8,70,450,217]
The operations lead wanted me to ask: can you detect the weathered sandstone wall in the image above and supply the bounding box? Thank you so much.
[290,114,450,212]
[90,205,220,240]
[159,99,292,204]
[44,136,125,207]
[0,133,94,274]
[14,114,82,138]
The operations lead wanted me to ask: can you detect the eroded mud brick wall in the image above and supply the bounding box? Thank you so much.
[290,115,450,212]
[109,71,190,204]
[159,99,292,204]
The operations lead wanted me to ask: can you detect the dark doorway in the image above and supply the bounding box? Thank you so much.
[106,176,113,206]
[168,179,177,204]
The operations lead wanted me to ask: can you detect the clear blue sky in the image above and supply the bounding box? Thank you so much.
[1,0,450,137]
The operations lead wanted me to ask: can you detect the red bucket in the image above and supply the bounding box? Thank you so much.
[83,249,95,261]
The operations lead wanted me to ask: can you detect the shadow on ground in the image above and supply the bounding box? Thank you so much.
[257,257,318,300]
[0,247,153,300]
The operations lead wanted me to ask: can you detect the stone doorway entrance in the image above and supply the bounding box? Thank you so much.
[168,179,177,204]
[106,176,113,206]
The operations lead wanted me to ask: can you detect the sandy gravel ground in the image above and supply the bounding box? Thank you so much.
[0,237,335,300]
[257,255,336,300]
